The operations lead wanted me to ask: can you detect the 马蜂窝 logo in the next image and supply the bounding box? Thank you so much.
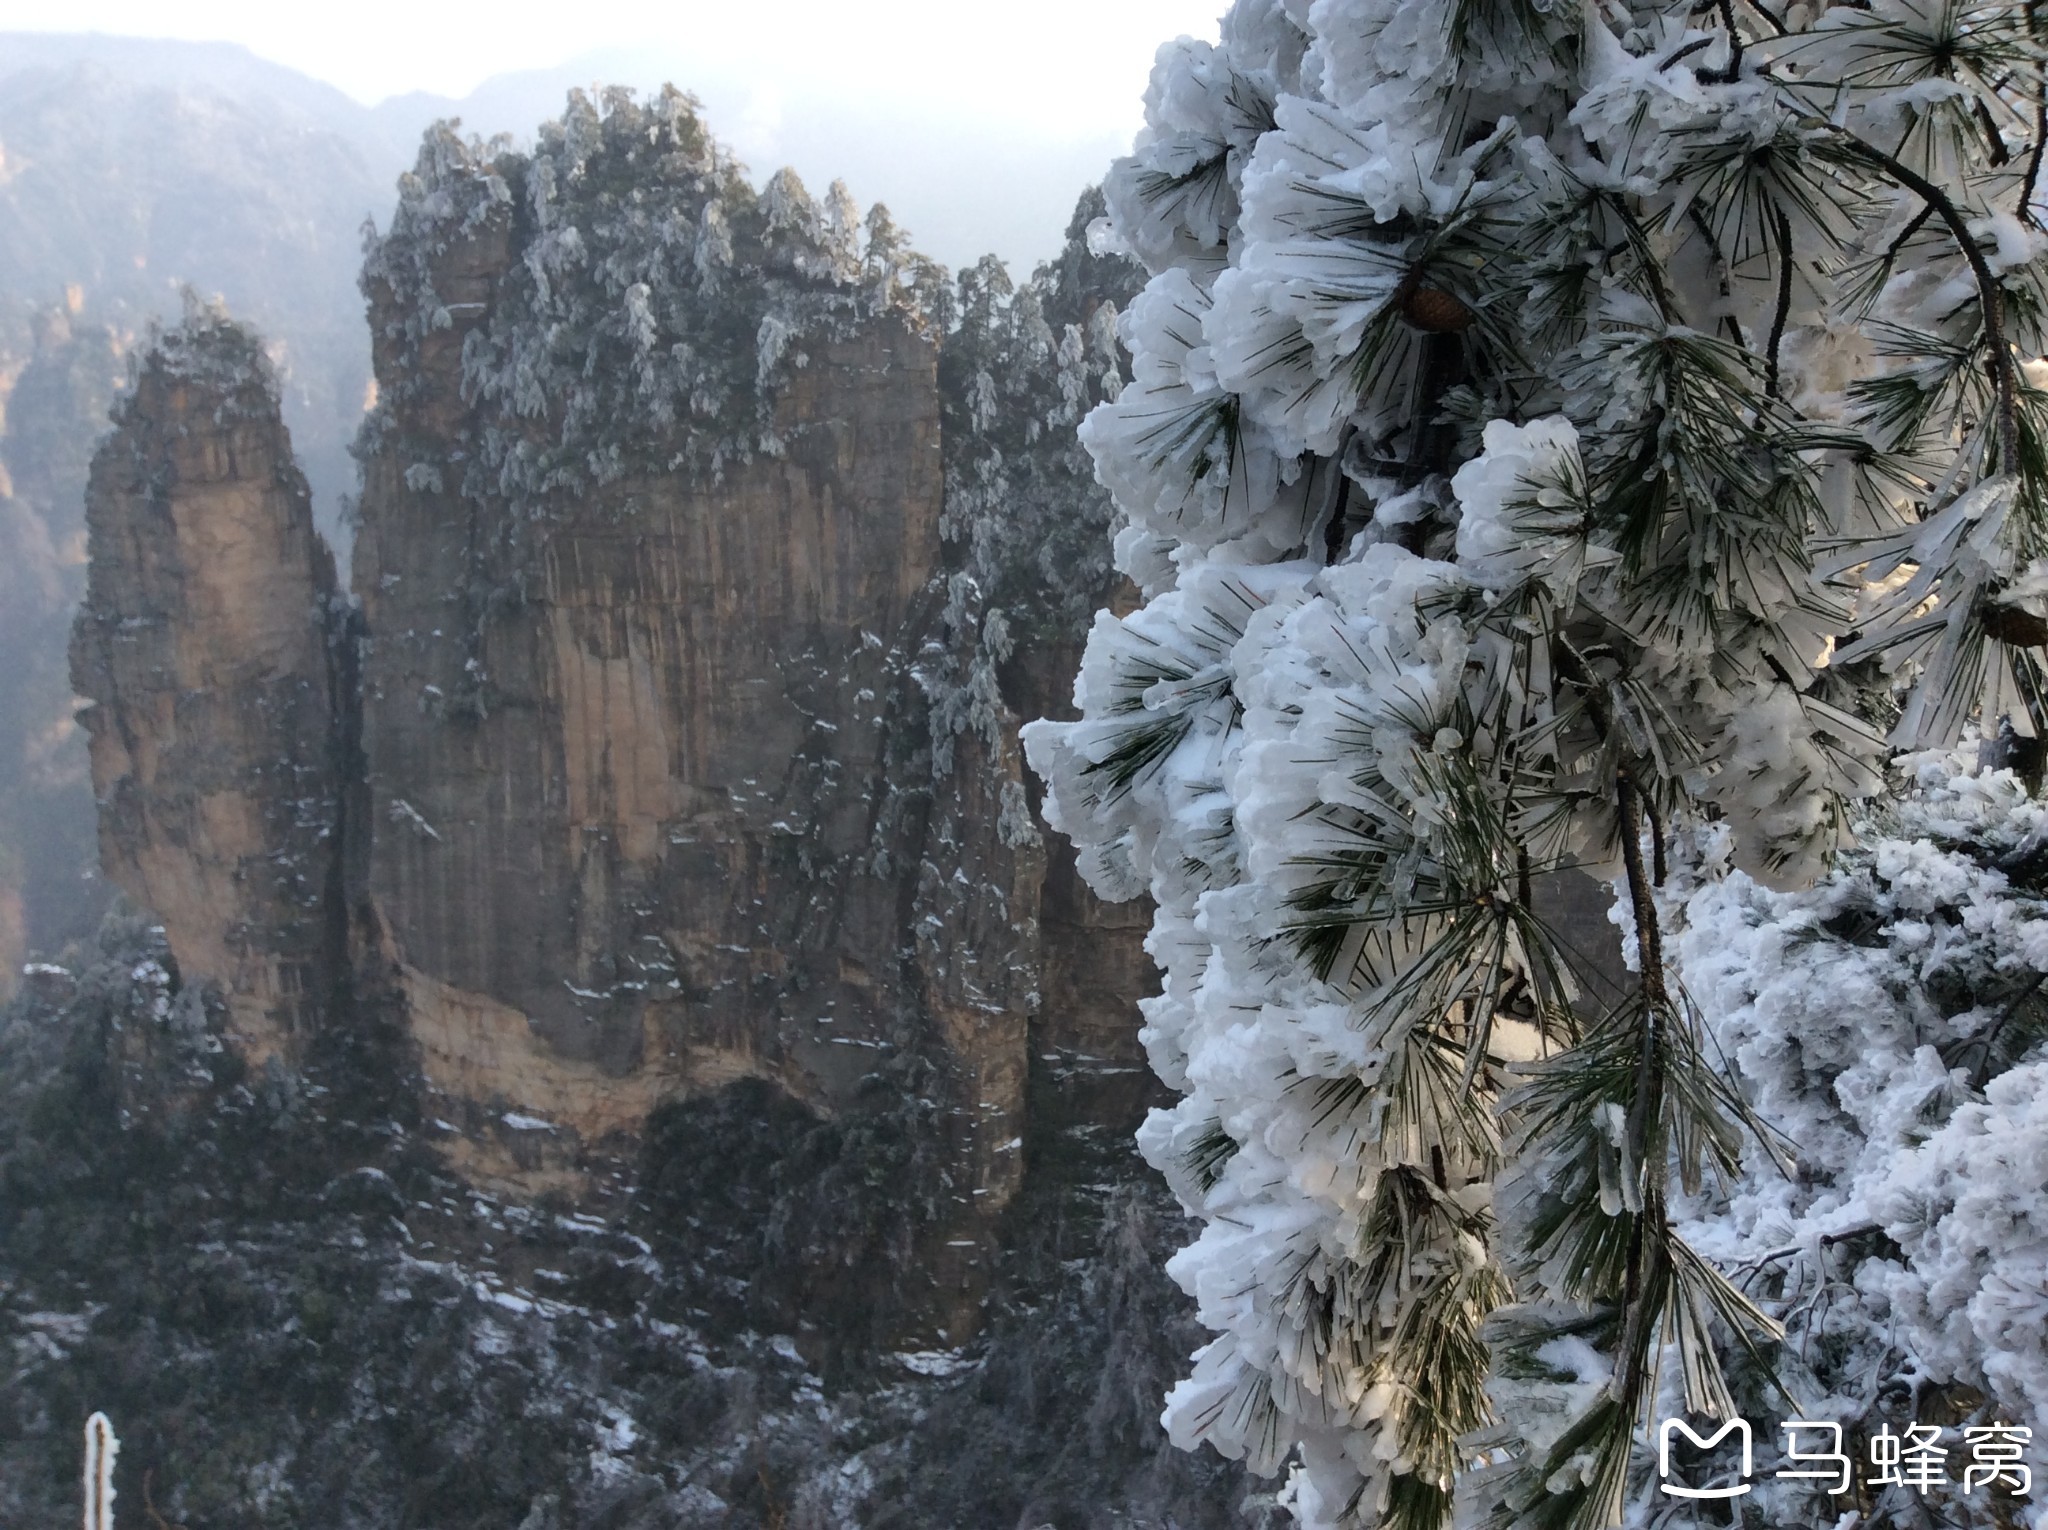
[1657,1418,2032,1501]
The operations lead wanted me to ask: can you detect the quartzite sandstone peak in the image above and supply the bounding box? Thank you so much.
[69,94,1157,1350]
[71,310,347,1065]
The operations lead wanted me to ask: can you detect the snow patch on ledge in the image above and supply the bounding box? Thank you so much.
[894,1348,977,1378]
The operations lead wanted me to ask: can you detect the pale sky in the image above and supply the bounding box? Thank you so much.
[0,0,1223,140]
[0,0,1227,293]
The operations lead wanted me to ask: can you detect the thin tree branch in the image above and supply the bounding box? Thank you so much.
[1659,35,1717,72]
[1742,0,1790,38]
[1829,129,2022,472]
[144,1469,184,1530]
[1973,96,2013,167]
[1322,464,1355,564]
[1878,202,1937,286]
[2026,0,2048,226]
[2029,115,2048,229]
[1616,769,1667,1006]
[1612,765,1675,1454]
[1686,205,1748,352]
[1716,0,1745,78]
[2010,648,2048,750]
[1641,787,1669,888]
[1766,203,1795,400]
[1736,1222,1886,1279]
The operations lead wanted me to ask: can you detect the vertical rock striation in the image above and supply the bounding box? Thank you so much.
[355,314,952,1142]
[70,310,345,1064]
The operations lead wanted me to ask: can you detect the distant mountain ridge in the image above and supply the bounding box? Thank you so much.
[0,36,390,530]
[0,32,397,141]
[0,32,1127,285]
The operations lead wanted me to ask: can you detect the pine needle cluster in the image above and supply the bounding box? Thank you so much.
[1024,1,2048,1524]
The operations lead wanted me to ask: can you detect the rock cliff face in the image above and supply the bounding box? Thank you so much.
[339,100,1083,1341]
[70,313,346,1064]
[68,96,1159,1352]
[354,310,953,1145]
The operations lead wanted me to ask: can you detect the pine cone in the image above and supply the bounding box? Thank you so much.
[1400,284,1475,333]
[1982,602,2048,647]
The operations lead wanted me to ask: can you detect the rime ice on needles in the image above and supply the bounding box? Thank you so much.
[1676,753,2048,1530]
[1024,0,2048,1525]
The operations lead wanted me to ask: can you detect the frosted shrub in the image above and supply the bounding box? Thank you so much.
[1674,752,2048,1529]
[1024,0,2048,1525]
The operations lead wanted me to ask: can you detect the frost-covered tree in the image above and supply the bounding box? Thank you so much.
[927,189,1143,782]
[1673,750,2048,1530]
[357,88,947,718]
[1022,0,2048,1525]
[83,1411,116,1530]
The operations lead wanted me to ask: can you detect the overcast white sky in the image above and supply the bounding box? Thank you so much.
[0,0,1222,138]
[0,1,1227,275]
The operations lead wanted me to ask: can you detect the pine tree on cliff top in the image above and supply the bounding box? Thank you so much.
[1022,0,2048,1525]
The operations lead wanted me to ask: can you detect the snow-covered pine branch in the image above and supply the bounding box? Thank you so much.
[1024,0,2048,1526]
